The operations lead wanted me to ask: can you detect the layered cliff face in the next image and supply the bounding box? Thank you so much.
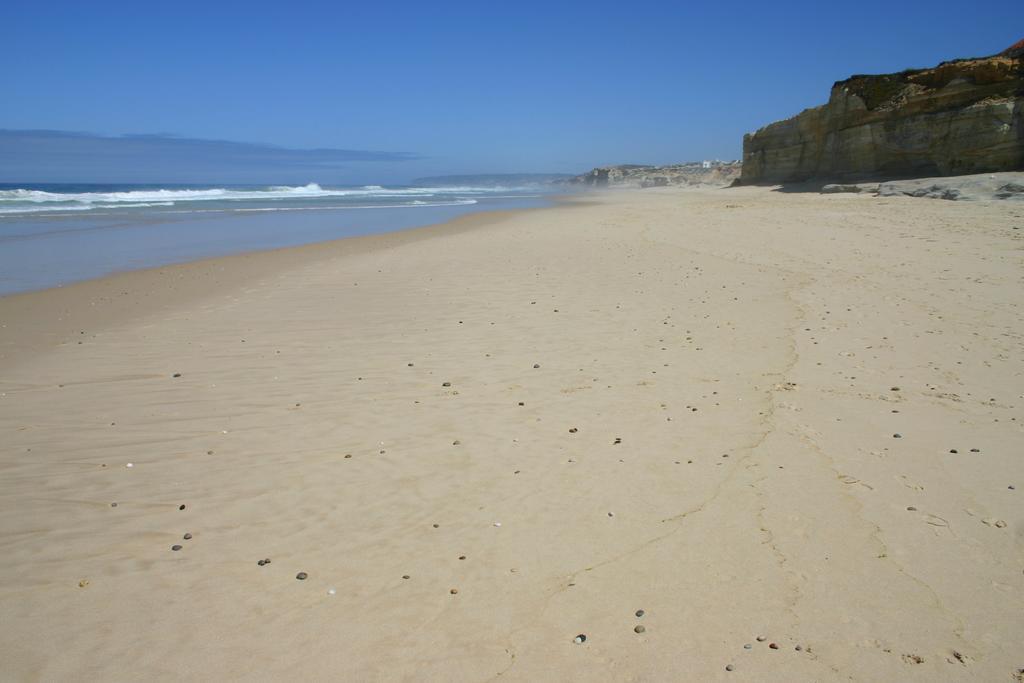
[566,161,741,188]
[741,41,1024,184]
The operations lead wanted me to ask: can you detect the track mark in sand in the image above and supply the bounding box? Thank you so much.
[838,474,874,490]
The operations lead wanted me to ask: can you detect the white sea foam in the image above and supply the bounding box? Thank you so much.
[0,183,528,215]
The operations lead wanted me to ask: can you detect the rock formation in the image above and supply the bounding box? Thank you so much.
[740,40,1023,184]
[566,161,741,188]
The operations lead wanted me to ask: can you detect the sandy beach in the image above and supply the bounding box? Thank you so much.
[1,187,1021,681]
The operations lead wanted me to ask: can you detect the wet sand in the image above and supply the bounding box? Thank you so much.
[0,187,1021,680]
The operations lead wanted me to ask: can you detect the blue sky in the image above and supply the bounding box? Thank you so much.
[1,1,1019,183]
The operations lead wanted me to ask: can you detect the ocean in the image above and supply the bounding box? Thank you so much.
[0,182,555,295]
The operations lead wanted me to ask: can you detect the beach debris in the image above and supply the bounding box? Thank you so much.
[635,609,645,617]
[950,449,958,453]
[769,642,779,650]
[725,664,734,672]
[569,427,578,433]
[533,364,540,368]
[450,588,459,594]
[458,555,466,560]
[178,504,186,511]
[517,401,525,406]
[795,645,803,651]
[970,448,980,452]
[452,440,461,446]
[296,572,308,580]
[78,579,90,588]
[493,522,502,527]
[172,373,181,378]
[613,437,622,445]
[183,533,192,540]
[756,635,766,642]
[743,644,752,650]
[110,502,118,507]
[893,433,902,439]
[171,545,182,551]
[402,575,410,580]
[327,588,336,595]
[634,625,645,634]
[442,382,451,387]
[574,634,587,644]
[126,463,134,468]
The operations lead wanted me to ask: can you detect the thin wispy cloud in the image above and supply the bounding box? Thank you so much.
[0,130,420,183]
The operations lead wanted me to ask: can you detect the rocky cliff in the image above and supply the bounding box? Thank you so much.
[740,40,1024,184]
[566,161,741,188]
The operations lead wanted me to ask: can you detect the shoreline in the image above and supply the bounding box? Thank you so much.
[1,186,1020,680]
[0,197,586,364]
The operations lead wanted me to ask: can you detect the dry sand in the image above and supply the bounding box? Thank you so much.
[0,187,1021,681]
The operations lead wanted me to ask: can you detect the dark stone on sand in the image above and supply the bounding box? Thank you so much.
[344,454,352,458]
[635,609,645,617]
[183,533,192,540]
[171,545,182,551]
[569,427,578,433]
[907,506,917,511]
[769,643,779,650]
[890,387,900,391]
[258,560,266,566]
[533,364,540,368]
[893,433,902,438]
[172,373,181,378]
[296,572,308,580]
[450,588,458,594]
[452,440,461,445]
[110,502,118,507]
[518,402,525,406]
[756,636,766,642]
[574,634,587,643]
[950,449,958,453]
[970,448,980,452]
[459,555,466,560]
[795,645,803,651]
[634,625,645,633]
[402,575,410,579]
[433,523,439,528]
[442,382,451,387]
[179,504,186,510]
[726,664,734,671]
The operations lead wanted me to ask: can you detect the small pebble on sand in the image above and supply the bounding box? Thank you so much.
[893,433,902,439]
[296,572,308,580]
[402,575,410,579]
[635,609,645,617]
[533,364,540,368]
[178,504,186,510]
[634,625,645,634]
[743,644,752,650]
[171,545,182,551]
[450,588,458,594]
[725,664,734,672]
[769,643,779,650]
[442,382,451,387]
[183,533,192,540]
[78,579,90,588]
[574,634,586,644]
[110,502,118,507]
[756,635,766,642]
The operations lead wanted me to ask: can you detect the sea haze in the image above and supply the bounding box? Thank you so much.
[0,181,556,295]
